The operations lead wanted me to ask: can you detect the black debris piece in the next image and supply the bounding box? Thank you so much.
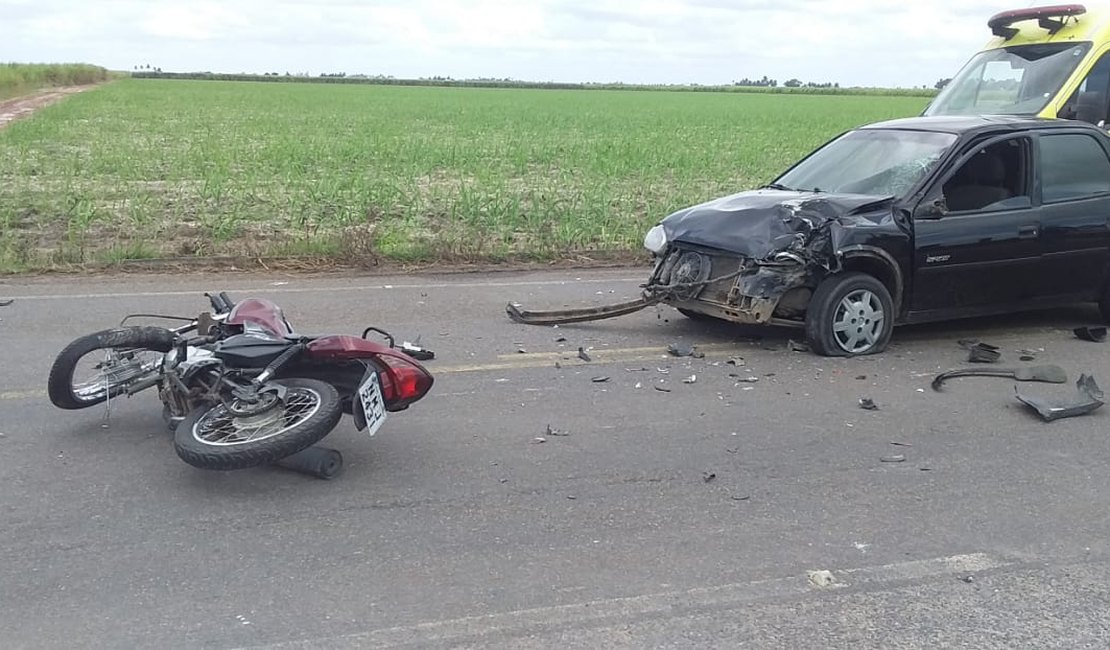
[932,365,1068,391]
[545,424,571,437]
[0,299,12,307]
[578,347,592,362]
[1020,354,1036,362]
[654,385,672,393]
[667,343,704,358]
[566,495,577,500]
[730,375,759,383]
[555,361,561,369]
[517,348,527,354]
[591,376,611,383]
[787,339,809,352]
[703,472,717,483]
[1074,326,1108,342]
[889,441,913,447]
[880,455,906,463]
[400,341,435,361]
[555,336,567,343]
[959,575,975,584]
[856,375,867,380]
[966,342,1001,363]
[859,397,879,411]
[726,357,745,366]
[957,339,980,350]
[1015,373,1104,422]
[731,495,751,501]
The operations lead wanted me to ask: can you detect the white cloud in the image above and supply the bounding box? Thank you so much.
[0,0,1013,86]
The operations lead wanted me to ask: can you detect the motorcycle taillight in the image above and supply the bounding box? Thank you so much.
[376,353,434,409]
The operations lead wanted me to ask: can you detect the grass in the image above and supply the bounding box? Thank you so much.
[0,78,930,271]
[0,63,110,101]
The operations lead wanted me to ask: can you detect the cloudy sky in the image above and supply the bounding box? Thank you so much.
[4,0,1023,87]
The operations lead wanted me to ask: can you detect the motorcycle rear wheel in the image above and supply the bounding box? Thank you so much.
[47,327,175,410]
[173,378,343,471]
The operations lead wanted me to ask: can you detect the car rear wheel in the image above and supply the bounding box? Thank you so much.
[805,272,894,357]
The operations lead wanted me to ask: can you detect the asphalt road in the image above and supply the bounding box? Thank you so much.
[2,268,1110,649]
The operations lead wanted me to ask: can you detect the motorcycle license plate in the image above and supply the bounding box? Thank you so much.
[357,372,388,437]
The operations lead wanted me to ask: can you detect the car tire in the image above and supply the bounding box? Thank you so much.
[805,272,894,357]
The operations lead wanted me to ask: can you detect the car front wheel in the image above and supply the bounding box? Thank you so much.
[804,272,894,357]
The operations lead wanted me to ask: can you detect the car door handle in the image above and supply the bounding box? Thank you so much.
[1017,225,1038,239]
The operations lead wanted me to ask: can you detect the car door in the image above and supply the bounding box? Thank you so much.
[1034,131,1110,301]
[910,134,1042,315]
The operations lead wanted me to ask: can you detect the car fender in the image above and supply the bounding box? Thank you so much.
[836,245,904,312]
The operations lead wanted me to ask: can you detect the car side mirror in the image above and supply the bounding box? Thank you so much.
[917,197,948,219]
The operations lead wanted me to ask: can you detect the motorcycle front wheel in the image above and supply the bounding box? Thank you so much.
[47,327,176,410]
[173,378,343,470]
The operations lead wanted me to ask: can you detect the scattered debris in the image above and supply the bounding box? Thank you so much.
[807,570,837,588]
[889,441,912,447]
[683,374,698,384]
[517,348,527,354]
[856,375,867,380]
[702,472,717,483]
[730,374,759,383]
[787,339,809,352]
[591,376,611,383]
[400,341,435,361]
[499,478,509,483]
[545,424,570,437]
[566,495,577,500]
[730,494,751,501]
[555,336,567,343]
[0,299,13,307]
[966,342,1001,363]
[626,367,650,372]
[959,575,975,584]
[1074,326,1107,342]
[1019,349,1037,361]
[726,357,746,366]
[858,397,879,411]
[654,385,672,393]
[554,362,561,369]
[932,365,1068,391]
[667,343,704,358]
[578,347,592,362]
[880,454,906,463]
[1015,373,1104,422]
[532,437,547,444]
[657,367,671,374]
[634,382,643,389]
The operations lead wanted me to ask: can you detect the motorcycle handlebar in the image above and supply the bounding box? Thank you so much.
[204,292,235,314]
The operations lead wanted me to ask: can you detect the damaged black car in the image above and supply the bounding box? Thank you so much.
[511,116,1110,356]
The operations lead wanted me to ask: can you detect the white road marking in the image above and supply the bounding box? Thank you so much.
[2,276,643,301]
[233,552,1011,649]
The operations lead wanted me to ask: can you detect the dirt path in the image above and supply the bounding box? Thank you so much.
[0,85,97,129]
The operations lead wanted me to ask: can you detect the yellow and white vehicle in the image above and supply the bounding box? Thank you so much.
[927,4,1110,123]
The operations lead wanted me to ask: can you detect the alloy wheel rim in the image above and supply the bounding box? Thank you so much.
[832,289,884,354]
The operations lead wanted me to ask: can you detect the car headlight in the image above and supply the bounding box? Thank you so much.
[643,224,668,255]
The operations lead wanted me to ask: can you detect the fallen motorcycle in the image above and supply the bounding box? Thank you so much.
[47,292,434,474]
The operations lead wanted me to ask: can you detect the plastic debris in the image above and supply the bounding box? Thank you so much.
[966,342,1001,363]
[654,385,672,393]
[578,347,592,362]
[1074,326,1107,342]
[703,472,717,483]
[807,570,837,588]
[727,357,746,366]
[545,424,570,437]
[555,336,567,343]
[1015,373,1104,422]
[932,365,1068,391]
[400,341,435,361]
[683,374,697,384]
[667,343,704,358]
[859,397,879,411]
[532,437,548,444]
[591,376,611,383]
[0,299,12,307]
[787,339,809,352]
[880,455,906,463]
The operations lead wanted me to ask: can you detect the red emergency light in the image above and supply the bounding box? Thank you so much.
[988,4,1086,39]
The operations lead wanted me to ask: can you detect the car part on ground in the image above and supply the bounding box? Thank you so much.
[966,342,1002,363]
[931,365,1069,391]
[1074,326,1107,342]
[1015,374,1105,421]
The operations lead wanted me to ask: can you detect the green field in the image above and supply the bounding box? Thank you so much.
[0,79,930,271]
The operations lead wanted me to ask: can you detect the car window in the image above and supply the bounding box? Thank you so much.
[1040,134,1110,203]
[941,137,1030,213]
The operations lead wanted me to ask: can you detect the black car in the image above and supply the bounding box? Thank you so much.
[642,115,1110,356]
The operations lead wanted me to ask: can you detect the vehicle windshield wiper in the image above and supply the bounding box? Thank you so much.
[761,183,794,191]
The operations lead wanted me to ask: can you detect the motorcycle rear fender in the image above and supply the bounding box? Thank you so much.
[306,335,393,359]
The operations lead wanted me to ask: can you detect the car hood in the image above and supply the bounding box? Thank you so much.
[660,189,893,258]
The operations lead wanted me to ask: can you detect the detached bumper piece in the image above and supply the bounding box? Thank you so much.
[505,296,662,326]
[1015,374,1105,422]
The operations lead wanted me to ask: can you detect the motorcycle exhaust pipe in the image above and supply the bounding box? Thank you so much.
[274,446,344,480]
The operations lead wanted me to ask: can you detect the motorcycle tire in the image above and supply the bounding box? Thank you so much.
[47,326,176,410]
[173,378,343,471]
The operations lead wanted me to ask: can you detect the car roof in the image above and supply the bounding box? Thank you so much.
[859,115,1105,137]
